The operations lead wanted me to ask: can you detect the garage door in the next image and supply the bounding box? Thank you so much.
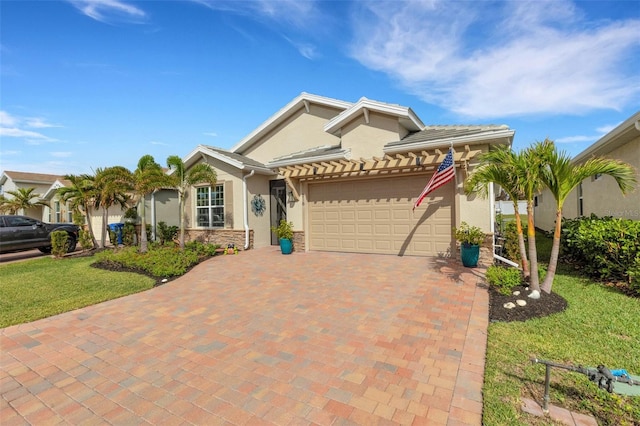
[308,175,454,256]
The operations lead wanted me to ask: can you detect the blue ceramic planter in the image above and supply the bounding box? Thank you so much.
[279,238,293,255]
[460,243,479,267]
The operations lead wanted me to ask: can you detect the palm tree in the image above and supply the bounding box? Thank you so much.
[166,155,217,249]
[2,187,49,215]
[58,174,99,249]
[539,142,637,294]
[132,155,172,253]
[517,141,554,298]
[465,146,530,278]
[94,166,132,247]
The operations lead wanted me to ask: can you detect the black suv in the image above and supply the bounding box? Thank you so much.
[0,215,80,254]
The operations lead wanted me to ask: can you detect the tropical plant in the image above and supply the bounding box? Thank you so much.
[166,155,217,249]
[271,219,294,240]
[131,155,173,253]
[57,174,99,249]
[1,187,49,215]
[465,146,530,277]
[94,166,131,248]
[516,141,554,298]
[453,222,485,245]
[539,143,636,293]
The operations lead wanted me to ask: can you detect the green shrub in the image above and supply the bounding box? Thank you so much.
[94,242,220,278]
[503,221,527,263]
[50,230,69,258]
[123,223,136,246]
[485,265,523,295]
[157,221,179,245]
[184,240,220,257]
[561,215,640,286]
[78,230,93,250]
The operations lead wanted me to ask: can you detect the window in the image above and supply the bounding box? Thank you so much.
[196,184,224,227]
[54,201,61,223]
[578,182,583,216]
[593,173,602,181]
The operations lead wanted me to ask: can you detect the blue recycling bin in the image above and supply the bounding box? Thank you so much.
[108,223,125,245]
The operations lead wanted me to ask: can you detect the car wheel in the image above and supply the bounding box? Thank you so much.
[38,246,52,254]
[67,236,77,253]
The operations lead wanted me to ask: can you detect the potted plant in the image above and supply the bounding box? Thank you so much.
[453,221,485,267]
[271,219,294,254]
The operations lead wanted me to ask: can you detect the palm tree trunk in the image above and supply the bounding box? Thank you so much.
[101,207,108,248]
[84,205,99,249]
[526,201,541,296]
[178,192,185,249]
[140,198,148,253]
[541,209,563,294]
[513,208,530,278]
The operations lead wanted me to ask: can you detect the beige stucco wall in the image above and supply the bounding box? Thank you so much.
[581,138,639,219]
[340,111,408,160]
[535,136,639,231]
[240,104,343,163]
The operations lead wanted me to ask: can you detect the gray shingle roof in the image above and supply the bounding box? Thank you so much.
[271,145,346,163]
[203,146,269,169]
[386,124,511,148]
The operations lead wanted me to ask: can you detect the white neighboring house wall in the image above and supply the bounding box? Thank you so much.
[496,200,527,216]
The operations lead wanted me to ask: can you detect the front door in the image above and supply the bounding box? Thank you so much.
[270,180,287,245]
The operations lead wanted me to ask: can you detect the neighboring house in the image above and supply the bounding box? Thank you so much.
[181,93,515,259]
[0,171,62,219]
[535,111,640,231]
[41,178,179,244]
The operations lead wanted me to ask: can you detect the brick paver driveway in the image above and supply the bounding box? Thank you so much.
[1,248,488,425]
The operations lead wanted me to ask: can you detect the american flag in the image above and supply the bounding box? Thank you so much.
[413,148,455,210]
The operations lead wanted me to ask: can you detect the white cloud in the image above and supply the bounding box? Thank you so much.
[349,0,640,119]
[25,117,62,129]
[0,111,18,127]
[50,152,73,158]
[0,127,57,141]
[203,132,218,137]
[149,141,168,146]
[67,0,146,24]
[0,150,21,156]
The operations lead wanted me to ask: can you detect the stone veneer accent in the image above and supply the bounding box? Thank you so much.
[292,231,305,252]
[186,229,253,250]
[455,233,494,268]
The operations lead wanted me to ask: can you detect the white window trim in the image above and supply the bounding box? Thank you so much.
[194,183,225,228]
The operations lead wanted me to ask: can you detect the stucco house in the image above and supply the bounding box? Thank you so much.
[0,171,62,219]
[180,93,515,260]
[535,111,640,231]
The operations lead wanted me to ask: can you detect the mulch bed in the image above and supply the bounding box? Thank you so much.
[488,285,568,322]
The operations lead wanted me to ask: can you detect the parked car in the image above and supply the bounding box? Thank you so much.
[0,215,80,254]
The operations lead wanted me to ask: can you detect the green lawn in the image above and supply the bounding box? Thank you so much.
[483,234,640,426]
[0,256,154,328]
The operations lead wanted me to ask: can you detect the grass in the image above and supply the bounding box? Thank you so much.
[0,256,155,328]
[483,232,640,426]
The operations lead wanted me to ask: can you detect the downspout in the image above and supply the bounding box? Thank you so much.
[242,170,256,250]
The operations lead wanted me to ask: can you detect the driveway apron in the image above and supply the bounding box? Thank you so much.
[1,248,488,425]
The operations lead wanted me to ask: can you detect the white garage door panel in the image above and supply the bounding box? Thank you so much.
[308,176,453,256]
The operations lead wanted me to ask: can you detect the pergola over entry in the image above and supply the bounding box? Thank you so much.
[276,145,483,201]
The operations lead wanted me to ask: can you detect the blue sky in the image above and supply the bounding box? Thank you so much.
[1,0,639,176]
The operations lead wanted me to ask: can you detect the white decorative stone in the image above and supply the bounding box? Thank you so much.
[528,290,541,299]
[503,302,516,309]
[162,278,168,283]
[513,291,521,296]
[516,299,527,306]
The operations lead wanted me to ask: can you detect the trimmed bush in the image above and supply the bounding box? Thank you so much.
[561,215,640,290]
[485,265,523,295]
[503,221,527,263]
[50,230,69,258]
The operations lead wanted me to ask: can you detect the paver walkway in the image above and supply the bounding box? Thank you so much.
[1,248,488,425]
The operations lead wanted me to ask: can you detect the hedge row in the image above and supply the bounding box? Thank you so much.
[561,215,640,292]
